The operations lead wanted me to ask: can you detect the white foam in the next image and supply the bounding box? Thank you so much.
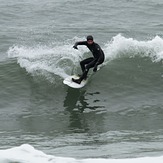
[7,43,85,82]
[0,144,163,163]
[104,34,163,62]
[7,35,163,83]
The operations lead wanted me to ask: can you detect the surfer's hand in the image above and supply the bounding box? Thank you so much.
[93,65,97,72]
[73,45,78,49]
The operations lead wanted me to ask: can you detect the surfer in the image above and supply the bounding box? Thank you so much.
[72,35,105,84]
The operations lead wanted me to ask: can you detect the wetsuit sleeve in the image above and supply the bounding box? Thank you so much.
[74,41,87,47]
[93,46,104,72]
[95,45,104,64]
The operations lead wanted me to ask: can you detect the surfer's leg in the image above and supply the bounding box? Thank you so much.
[80,57,94,73]
[85,59,97,70]
[72,59,97,84]
[72,70,88,84]
[80,59,97,79]
[72,58,97,84]
[79,59,96,80]
[72,68,88,84]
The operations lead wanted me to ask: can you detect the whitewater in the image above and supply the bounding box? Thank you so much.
[0,144,163,163]
[7,34,163,84]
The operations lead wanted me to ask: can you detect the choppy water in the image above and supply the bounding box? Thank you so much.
[0,0,163,162]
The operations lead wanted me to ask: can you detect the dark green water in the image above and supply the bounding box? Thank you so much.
[0,0,163,159]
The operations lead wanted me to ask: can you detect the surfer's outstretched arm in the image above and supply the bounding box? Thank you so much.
[73,41,87,49]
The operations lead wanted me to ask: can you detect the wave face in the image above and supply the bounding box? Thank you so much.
[2,36,163,160]
[7,34,163,83]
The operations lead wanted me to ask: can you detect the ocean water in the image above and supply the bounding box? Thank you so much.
[0,0,163,162]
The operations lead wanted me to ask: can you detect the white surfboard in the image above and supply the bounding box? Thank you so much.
[63,64,104,88]
[63,75,88,88]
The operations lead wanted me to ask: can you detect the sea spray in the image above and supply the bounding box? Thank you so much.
[7,35,163,83]
[0,144,163,163]
[7,44,83,81]
[104,34,163,62]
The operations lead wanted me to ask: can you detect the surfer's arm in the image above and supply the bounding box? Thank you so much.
[93,59,101,72]
[73,41,87,49]
[93,47,104,72]
[93,62,98,72]
[93,58,101,72]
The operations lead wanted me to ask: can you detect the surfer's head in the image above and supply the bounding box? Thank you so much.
[86,35,94,45]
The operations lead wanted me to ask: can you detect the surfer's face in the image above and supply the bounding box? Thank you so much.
[87,40,93,45]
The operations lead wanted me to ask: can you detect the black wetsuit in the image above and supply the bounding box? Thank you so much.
[73,41,105,81]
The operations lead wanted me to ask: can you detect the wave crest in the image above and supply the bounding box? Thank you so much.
[104,34,163,62]
[7,35,163,83]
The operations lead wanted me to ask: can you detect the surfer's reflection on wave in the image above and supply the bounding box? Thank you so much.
[63,88,104,131]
